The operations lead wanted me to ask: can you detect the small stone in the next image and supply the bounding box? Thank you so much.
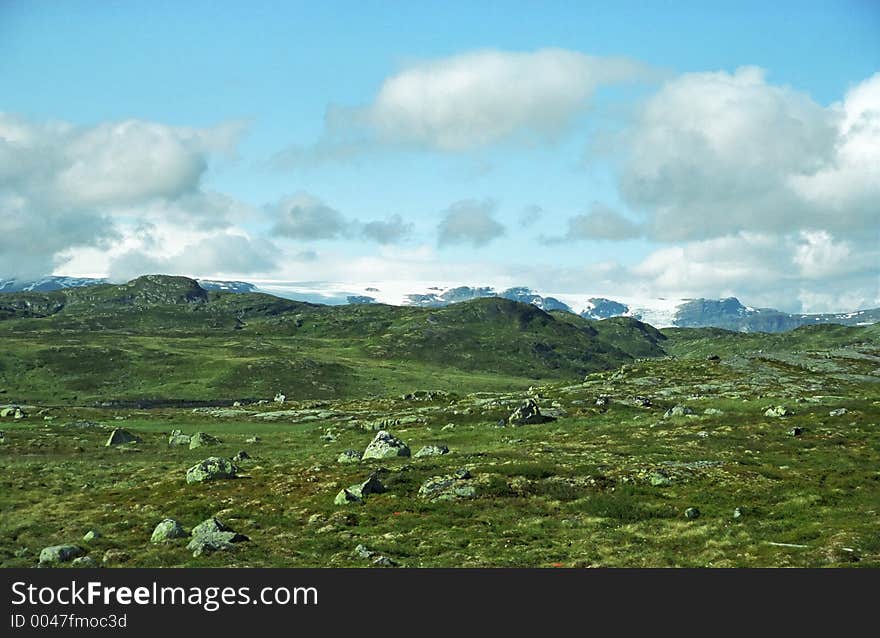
[168,429,191,446]
[82,530,101,542]
[245,436,261,444]
[70,556,96,568]
[508,398,553,425]
[733,507,744,519]
[232,450,250,462]
[187,518,248,557]
[39,545,84,565]
[788,427,804,436]
[649,472,672,487]
[105,428,140,446]
[372,555,398,567]
[684,507,700,520]
[828,408,847,417]
[151,519,187,543]
[664,405,694,418]
[414,444,449,458]
[101,549,130,565]
[186,457,239,483]
[189,431,221,449]
[764,405,794,418]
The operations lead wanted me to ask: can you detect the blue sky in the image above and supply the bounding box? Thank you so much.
[1,1,878,311]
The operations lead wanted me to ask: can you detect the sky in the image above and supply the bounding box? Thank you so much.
[1,0,878,312]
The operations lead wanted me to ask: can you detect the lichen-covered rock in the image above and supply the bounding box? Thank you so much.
[414,444,449,458]
[362,430,410,460]
[684,507,700,520]
[764,405,794,418]
[186,457,238,483]
[337,449,362,464]
[151,519,187,543]
[1,406,25,420]
[187,518,248,557]
[829,408,847,417]
[189,431,221,449]
[334,472,385,505]
[232,450,250,462]
[663,405,694,418]
[71,556,96,568]
[39,544,84,565]
[508,399,553,426]
[105,428,140,446]
[418,470,475,501]
[168,429,191,446]
[82,530,101,542]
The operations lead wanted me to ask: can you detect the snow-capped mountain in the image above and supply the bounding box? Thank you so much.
[0,276,107,293]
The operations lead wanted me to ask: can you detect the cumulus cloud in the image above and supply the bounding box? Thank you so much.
[550,204,642,241]
[519,204,544,227]
[616,68,880,241]
[361,214,413,244]
[437,199,506,247]
[272,48,653,163]
[0,113,249,279]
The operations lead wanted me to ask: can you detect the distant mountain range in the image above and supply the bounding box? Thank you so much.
[0,276,258,295]
[1,275,876,332]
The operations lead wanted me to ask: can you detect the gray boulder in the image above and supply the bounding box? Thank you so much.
[414,444,449,458]
[684,507,700,520]
[764,405,793,418]
[168,430,191,446]
[151,519,187,543]
[186,457,239,483]
[418,469,475,501]
[334,472,385,506]
[105,428,140,446]
[39,544,84,566]
[187,518,249,557]
[664,405,694,418]
[362,430,410,460]
[189,432,221,449]
[829,408,847,417]
[71,556,96,567]
[508,398,554,425]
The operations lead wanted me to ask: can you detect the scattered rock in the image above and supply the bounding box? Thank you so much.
[1,406,25,420]
[649,472,672,487]
[733,507,744,519]
[414,444,449,458]
[70,556,96,568]
[232,401,242,407]
[703,408,724,416]
[335,472,386,505]
[232,450,250,462]
[104,428,141,446]
[632,396,652,407]
[828,408,848,417]
[189,431,221,449]
[245,436,261,444]
[187,518,249,557]
[595,395,611,408]
[508,398,554,425]
[362,430,410,460]
[186,457,239,483]
[39,545,84,566]
[82,530,101,542]
[664,405,694,418]
[151,519,187,543]
[337,449,362,464]
[418,470,476,501]
[274,392,286,404]
[441,424,456,431]
[764,405,794,418]
[706,354,721,361]
[788,427,804,437]
[101,549,130,565]
[684,507,700,520]
[168,429,191,446]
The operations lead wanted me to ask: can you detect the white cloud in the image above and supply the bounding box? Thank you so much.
[552,204,643,241]
[617,67,880,241]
